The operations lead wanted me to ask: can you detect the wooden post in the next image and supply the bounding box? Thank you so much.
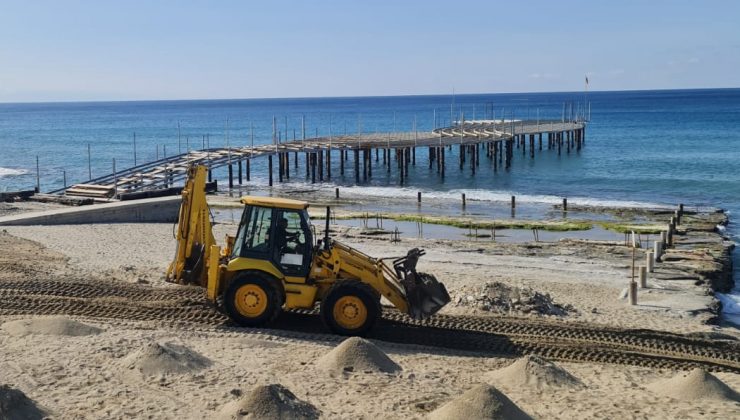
[318,150,323,181]
[326,148,331,179]
[461,193,466,208]
[112,158,117,198]
[311,153,317,184]
[335,187,339,199]
[666,224,674,247]
[629,281,638,305]
[562,198,568,211]
[417,191,421,204]
[238,159,243,184]
[35,155,40,192]
[246,158,251,181]
[404,148,409,178]
[639,265,647,288]
[646,251,654,273]
[340,148,345,175]
[660,231,667,249]
[440,147,445,178]
[268,155,273,186]
[354,149,360,183]
[278,153,284,183]
[285,152,290,180]
[62,170,66,188]
[399,149,405,183]
[511,195,516,209]
[87,143,92,180]
[228,164,234,188]
[654,241,663,262]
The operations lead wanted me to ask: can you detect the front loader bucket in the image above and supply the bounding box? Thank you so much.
[393,248,451,319]
[406,272,450,319]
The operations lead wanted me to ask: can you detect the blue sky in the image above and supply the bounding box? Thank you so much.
[1,0,738,102]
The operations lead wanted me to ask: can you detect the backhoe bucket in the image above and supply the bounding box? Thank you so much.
[393,248,451,319]
[406,272,450,319]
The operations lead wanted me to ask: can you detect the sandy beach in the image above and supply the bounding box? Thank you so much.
[1,193,739,419]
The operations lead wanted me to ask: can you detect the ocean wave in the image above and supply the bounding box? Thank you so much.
[0,167,28,177]
[322,184,669,209]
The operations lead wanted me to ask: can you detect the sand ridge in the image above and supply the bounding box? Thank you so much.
[1,317,102,337]
[485,355,584,391]
[647,368,740,401]
[217,384,320,420]
[316,337,401,375]
[429,383,532,420]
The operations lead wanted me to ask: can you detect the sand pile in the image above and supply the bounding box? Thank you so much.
[2,317,102,337]
[647,368,739,401]
[429,384,532,420]
[316,337,401,374]
[218,384,320,420]
[0,385,48,420]
[122,341,211,376]
[485,355,583,391]
[451,282,575,316]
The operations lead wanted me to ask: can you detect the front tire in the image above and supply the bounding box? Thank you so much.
[224,272,283,327]
[321,280,381,336]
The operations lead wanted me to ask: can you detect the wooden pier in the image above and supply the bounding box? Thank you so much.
[53,120,586,199]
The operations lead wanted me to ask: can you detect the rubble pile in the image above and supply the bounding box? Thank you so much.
[451,282,576,316]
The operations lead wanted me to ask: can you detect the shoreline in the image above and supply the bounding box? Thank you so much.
[5,183,734,329]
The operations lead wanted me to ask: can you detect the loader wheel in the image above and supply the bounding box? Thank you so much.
[321,280,380,336]
[224,273,282,327]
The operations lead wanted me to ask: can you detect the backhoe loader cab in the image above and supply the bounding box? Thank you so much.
[167,165,450,336]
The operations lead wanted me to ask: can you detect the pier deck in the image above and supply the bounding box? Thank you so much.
[53,120,585,199]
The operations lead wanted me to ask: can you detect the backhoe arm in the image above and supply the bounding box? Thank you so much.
[166,165,217,287]
[315,240,450,319]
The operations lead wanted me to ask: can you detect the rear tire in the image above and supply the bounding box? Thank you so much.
[321,280,381,336]
[224,272,283,327]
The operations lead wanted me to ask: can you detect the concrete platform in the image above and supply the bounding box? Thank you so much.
[0,196,181,225]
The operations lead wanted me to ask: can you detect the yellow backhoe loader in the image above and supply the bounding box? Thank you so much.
[166,165,449,335]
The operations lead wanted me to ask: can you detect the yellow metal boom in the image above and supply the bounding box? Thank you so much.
[166,165,216,287]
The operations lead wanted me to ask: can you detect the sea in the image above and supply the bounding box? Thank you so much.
[1,88,739,324]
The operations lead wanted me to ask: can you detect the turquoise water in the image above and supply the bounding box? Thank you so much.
[1,89,739,322]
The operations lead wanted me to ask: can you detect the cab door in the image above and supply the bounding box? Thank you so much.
[272,209,312,279]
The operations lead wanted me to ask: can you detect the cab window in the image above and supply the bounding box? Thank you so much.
[234,205,273,256]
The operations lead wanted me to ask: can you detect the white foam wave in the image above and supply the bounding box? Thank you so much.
[325,184,668,209]
[0,167,28,177]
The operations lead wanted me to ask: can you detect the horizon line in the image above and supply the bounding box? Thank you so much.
[1,86,738,106]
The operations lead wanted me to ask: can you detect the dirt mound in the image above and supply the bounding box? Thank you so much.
[316,337,401,374]
[122,341,211,376]
[429,384,532,420]
[2,317,102,337]
[0,385,48,420]
[450,282,575,316]
[647,368,739,401]
[218,384,320,420]
[485,355,583,390]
